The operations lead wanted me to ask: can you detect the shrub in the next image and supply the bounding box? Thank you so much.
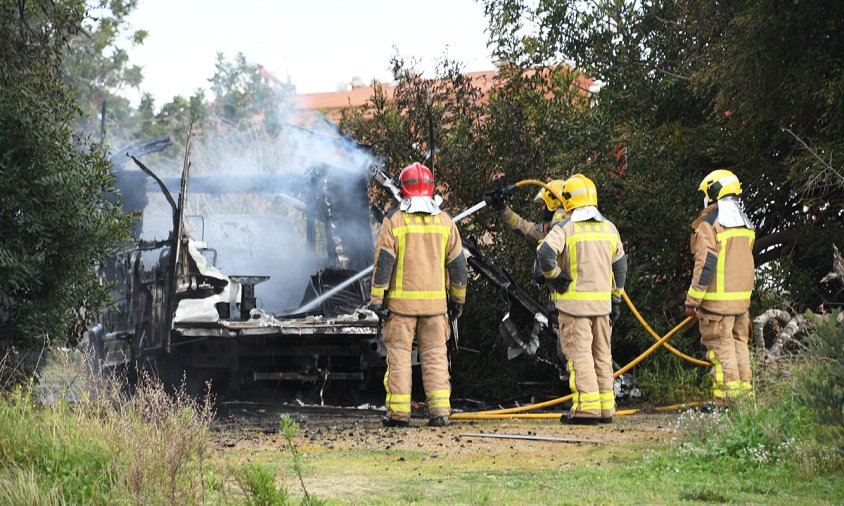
[797,311,844,455]
[234,463,290,506]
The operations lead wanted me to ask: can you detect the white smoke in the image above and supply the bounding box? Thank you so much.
[122,95,375,313]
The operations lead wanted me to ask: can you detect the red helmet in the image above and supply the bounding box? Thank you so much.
[399,162,435,198]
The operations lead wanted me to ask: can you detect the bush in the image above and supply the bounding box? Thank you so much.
[797,311,844,455]
[0,350,213,504]
[234,463,290,506]
[634,354,709,405]
[650,359,844,478]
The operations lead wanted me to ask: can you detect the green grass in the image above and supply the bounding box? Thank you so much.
[0,391,125,504]
[634,353,710,405]
[253,444,843,505]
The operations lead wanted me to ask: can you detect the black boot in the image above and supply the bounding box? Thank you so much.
[382,416,409,428]
[428,416,449,427]
[560,412,598,426]
[598,416,613,424]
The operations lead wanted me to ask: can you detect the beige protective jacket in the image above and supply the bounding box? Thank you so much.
[685,205,755,315]
[537,218,626,316]
[370,210,467,316]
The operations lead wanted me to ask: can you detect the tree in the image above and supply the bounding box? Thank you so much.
[61,0,147,139]
[482,0,844,314]
[0,0,132,349]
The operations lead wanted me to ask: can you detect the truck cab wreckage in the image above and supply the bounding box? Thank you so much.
[90,137,558,396]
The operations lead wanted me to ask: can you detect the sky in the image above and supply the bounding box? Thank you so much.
[122,0,497,105]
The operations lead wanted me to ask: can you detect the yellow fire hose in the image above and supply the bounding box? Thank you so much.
[621,292,711,367]
[450,315,695,419]
[449,179,707,421]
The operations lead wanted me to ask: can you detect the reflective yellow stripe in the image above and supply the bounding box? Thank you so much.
[688,287,707,299]
[709,351,724,384]
[390,290,446,299]
[567,360,577,399]
[504,212,518,228]
[542,266,560,279]
[689,287,752,301]
[441,228,449,288]
[426,389,450,409]
[384,369,411,413]
[579,391,600,401]
[449,286,466,297]
[708,351,726,399]
[393,225,451,236]
[552,291,611,301]
[552,211,565,221]
[371,286,387,296]
[599,391,614,400]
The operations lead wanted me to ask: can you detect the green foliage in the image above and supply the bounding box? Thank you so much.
[647,362,844,481]
[0,389,123,504]
[634,354,709,405]
[234,463,290,506]
[0,0,132,348]
[482,0,844,315]
[798,312,844,455]
[0,355,221,504]
[62,0,148,137]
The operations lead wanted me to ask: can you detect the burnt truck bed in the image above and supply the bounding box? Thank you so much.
[170,312,385,386]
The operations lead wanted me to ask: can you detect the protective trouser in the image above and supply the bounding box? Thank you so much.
[382,314,451,422]
[558,313,615,419]
[699,311,753,405]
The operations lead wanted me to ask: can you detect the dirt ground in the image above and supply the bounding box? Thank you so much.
[213,407,679,457]
[210,404,682,501]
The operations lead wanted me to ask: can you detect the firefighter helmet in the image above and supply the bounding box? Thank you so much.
[399,162,435,198]
[533,179,565,212]
[561,174,598,212]
[699,169,741,206]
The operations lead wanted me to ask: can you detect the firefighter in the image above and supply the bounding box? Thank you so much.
[369,162,468,427]
[684,169,755,407]
[535,174,627,425]
[486,180,566,245]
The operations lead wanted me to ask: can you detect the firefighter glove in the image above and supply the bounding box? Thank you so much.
[610,295,622,325]
[547,273,571,294]
[367,303,388,320]
[484,187,508,211]
[448,301,464,320]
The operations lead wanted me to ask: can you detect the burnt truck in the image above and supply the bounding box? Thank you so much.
[89,136,559,397]
[89,137,391,395]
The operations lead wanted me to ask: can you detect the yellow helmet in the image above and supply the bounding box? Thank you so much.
[533,179,565,211]
[561,174,598,212]
[699,169,741,206]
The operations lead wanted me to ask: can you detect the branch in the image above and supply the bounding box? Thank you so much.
[783,128,843,183]
[820,244,844,286]
[752,229,804,266]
